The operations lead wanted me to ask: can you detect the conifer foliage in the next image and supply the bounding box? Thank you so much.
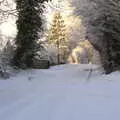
[13,0,49,69]
[48,12,68,64]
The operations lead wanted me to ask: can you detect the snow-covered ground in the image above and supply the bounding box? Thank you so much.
[0,64,120,120]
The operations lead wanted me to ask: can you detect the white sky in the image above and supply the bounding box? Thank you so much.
[0,0,80,37]
[0,0,16,37]
[0,18,16,37]
[45,0,76,28]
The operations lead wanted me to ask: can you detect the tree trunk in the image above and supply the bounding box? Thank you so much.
[57,42,60,64]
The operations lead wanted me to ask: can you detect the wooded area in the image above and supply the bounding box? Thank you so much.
[0,0,120,77]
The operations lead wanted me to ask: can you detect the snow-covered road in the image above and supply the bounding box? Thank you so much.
[0,64,120,120]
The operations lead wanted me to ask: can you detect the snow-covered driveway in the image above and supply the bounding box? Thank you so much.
[0,64,120,120]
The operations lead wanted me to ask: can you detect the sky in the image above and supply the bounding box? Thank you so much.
[0,0,81,37]
[0,18,16,37]
[45,0,81,30]
[0,0,16,37]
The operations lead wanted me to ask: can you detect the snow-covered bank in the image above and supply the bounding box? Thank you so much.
[0,64,120,120]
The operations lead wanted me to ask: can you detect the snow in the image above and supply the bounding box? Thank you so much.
[0,64,120,120]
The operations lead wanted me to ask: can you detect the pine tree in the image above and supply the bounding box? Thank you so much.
[48,12,68,64]
[13,0,49,69]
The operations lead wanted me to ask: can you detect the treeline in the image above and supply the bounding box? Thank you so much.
[0,0,120,76]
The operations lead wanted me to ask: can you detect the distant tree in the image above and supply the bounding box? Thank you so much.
[13,0,50,68]
[0,37,15,70]
[47,12,68,64]
[79,40,93,63]
[0,36,15,79]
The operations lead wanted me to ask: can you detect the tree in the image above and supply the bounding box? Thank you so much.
[13,0,50,68]
[71,0,120,74]
[0,35,14,79]
[48,12,68,64]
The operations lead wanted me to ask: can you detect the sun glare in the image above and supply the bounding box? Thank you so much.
[0,20,16,36]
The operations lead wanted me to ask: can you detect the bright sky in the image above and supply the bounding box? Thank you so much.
[45,0,81,30]
[0,0,16,37]
[0,0,81,37]
[0,18,16,37]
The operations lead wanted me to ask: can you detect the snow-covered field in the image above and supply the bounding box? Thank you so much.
[0,64,120,120]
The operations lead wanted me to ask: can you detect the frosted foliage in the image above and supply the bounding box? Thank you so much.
[69,24,86,43]
[70,47,89,64]
[71,0,120,51]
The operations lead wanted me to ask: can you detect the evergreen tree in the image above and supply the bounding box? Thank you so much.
[13,0,49,68]
[48,12,68,64]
